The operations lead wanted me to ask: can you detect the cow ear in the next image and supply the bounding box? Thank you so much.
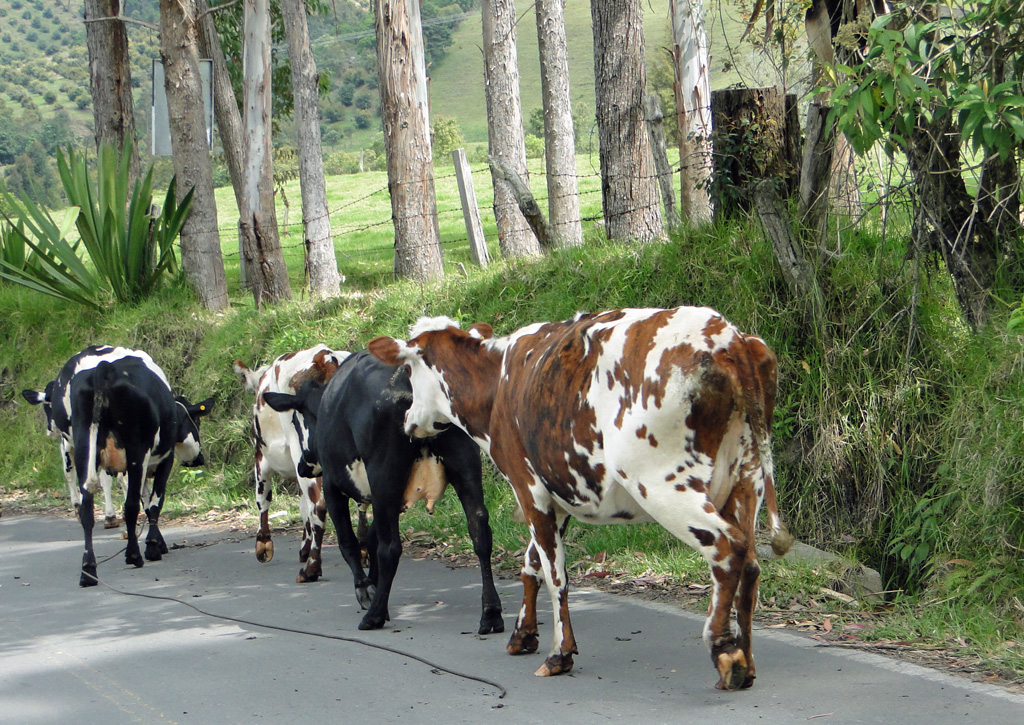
[468,323,493,340]
[263,391,300,413]
[193,398,215,417]
[367,336,411,366]
[22,389,46,405]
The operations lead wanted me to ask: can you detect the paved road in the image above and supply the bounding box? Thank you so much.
[2,513,1022,724]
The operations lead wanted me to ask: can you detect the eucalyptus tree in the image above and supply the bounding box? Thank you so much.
[159,0,229,310]
[375,0,445,281]
[591,0,664,243]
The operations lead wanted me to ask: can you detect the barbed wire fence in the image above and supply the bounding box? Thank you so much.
[209,158,683,285]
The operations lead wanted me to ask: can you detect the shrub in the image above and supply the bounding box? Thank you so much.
[0,143,193,309]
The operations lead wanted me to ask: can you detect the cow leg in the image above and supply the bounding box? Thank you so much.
[358,504,402,630]
[101,472,122,529]
[143,458,171,562]
[510,506,576,676]
[507,539,542,656]
[324,488,375,608]
[122,463,146,570]
[446,463,504,635]
[78,487,98,587]
[253,451,276,563]
[296,476,326,583]
[733,553,761,689]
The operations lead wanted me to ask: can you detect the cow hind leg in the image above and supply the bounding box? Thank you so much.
[143,461,171,562]
[734,555,761,688]
[358,509,402,631]
[79,489,99,587]
[296,478,326,583]
[253,455,275,563]
[324,490,374,608]
[703,538,749,691]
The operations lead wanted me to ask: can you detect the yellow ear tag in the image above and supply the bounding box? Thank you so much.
[200,405,206,411]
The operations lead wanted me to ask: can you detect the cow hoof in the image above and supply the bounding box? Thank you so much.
[534,653,574,677]
[296,566,321,584]
[80,566,98,587]
[506,631,539,655]
[144,542,163,562]
[356,584,375,610]
[256,539,274,563]
[103,516,122,529]
[126,550,144,568]
[714,648,749,691]
[478,612,505,635]
[358,612,388,630]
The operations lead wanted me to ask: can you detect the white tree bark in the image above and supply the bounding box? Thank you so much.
[375,0,445,281]
[482,0,541,258]
[281,0,343,297]
[159,0,229,310]
[670,0,713,224]
[535,0,582,249]
[242,0,292,304]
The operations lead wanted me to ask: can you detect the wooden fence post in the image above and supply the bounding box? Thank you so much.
[452,148,490,267]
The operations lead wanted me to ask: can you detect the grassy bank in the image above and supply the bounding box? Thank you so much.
[1,186,1022,683]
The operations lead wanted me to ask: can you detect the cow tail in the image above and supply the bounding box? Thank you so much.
[84,362,117,491]
[733,341,793,558]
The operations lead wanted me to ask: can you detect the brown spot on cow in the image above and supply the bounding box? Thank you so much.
[636,424,648,440]
[690,527,716,548]
[638,483,648,498]
[702,315,729,346]
[665,472,676,482]
[647,433,658,447]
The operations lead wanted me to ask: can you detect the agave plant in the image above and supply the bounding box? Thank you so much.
[0,141,194,309]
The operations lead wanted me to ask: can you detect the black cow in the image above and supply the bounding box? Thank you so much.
[263,349,504,634]
[24,346,213,587]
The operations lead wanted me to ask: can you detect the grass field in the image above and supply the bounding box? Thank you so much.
[214,151,609,294]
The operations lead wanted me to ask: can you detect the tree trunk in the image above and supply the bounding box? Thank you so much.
[535,0,582,249]
[976,33,1023,257]
[375,0,445,281]
[591,0,664,243]
[483,0,541,258]
[645,93,681,232]
[799,101,835,249]
[710,87,797,219]
[159,0,229,311]
[669,0,712,224]
[281,0,343,297]
[196,0,245,217]
[906,114,1002,331]
[84,0,140,187]
[242,0,292,304]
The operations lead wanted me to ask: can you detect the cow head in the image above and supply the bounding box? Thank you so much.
[174,396,215,467]
[22,381,57,437]
[233,360,270,395]
[367,317,495,440]
[262,380,326,478]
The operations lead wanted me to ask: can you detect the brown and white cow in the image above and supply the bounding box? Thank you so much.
[368,308,793,690]
[234,345,351,582]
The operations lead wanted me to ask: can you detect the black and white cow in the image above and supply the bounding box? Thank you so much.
[234,345,357,582]
[26,345,214,586]
[23,377,125,529]
[262,349,504,635]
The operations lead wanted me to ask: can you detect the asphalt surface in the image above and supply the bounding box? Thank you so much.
[2,512,1023,724]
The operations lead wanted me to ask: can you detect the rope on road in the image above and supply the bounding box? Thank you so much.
[80,568,508,699]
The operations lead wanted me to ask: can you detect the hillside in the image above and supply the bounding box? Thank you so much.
[0,0,781,171]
